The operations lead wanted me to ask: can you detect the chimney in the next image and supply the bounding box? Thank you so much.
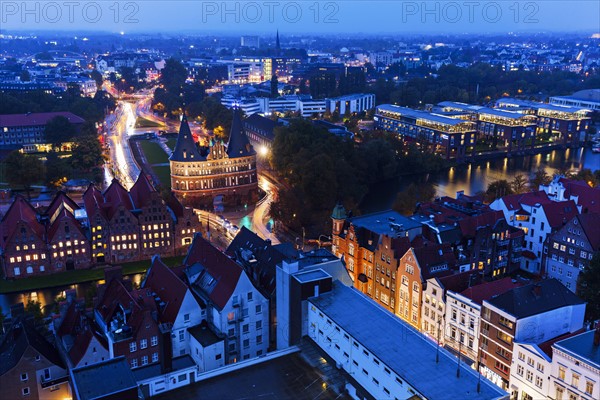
[594,322,600,347]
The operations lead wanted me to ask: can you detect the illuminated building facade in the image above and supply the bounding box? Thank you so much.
[375,104,477,159]
[170,112,258,207]
[495,98,591,145]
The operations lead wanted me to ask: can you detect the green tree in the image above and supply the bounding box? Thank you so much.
[25,300,43,323]
[510,174,528,194]
[4,151,45,200]
[90,69,103,87]
[578,252,600,322]
[71,134,105,172]
[485,180,514,202]
[160,58,188,93]
[46,152,72,187]
[45,116,77,150]
[530,168,551,189]
[572,168,599,187]
[392,183,436,215]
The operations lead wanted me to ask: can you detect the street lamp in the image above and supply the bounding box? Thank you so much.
[258,145,269,157]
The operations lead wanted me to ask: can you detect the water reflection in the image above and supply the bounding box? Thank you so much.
[361,148,599,213]
[0,274,142,316]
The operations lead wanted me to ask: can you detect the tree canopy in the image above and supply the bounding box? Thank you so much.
[45,116,77,149]
[577,252,600,322]
[4,151,45,200]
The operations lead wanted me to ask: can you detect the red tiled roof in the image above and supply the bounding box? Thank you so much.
[166,193,185,218]
[558,177,600,214]
[459,277,522,305]
[458,210,504,238]
[47,209,84,241]
[437,270,480,293]
[130,174,156,209]
[83,184,106,220]
[541,200,578,229]
[412,242,456,280]
[501,190,551,211]
[103,179,133,218]
[46,191,79,221]
[143,256,190,324]
[0,195,45,245]
[0,112,85,127]
[537,328,587,358]
[185,235,243,310]
[578,213,600,251]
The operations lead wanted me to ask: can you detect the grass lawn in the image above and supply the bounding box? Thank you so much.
[166,138,178,151]
[0,255,184,294]
[135,117,164,128]
[139,140,169,165]
[152,165,172,189]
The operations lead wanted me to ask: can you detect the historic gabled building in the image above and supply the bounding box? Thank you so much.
[544,213,600,293]
[94,267,161,369]
[83,174,201,264]
[130,174,175,258]
[0,196,48,278]
[170,111,259,207]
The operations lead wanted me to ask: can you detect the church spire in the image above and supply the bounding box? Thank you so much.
[275,29,281,56]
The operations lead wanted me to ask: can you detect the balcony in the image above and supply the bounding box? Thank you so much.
[498,250,509,257]
[497,239,510,247]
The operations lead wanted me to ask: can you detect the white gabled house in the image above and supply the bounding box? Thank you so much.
[184,234,270,364]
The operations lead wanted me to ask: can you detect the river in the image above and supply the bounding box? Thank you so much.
[361,147,599,213]
[0,274,144,317]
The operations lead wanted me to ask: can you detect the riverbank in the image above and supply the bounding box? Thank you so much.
[0,256,184,294]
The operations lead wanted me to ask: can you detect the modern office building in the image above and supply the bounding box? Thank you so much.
[0,111,84,151]
[326,93,375,115]
[375,104,477,159]
[495,98,592,144]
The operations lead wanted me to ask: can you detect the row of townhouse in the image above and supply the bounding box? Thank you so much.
[0,174,201,279]
[331,203,589,397]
